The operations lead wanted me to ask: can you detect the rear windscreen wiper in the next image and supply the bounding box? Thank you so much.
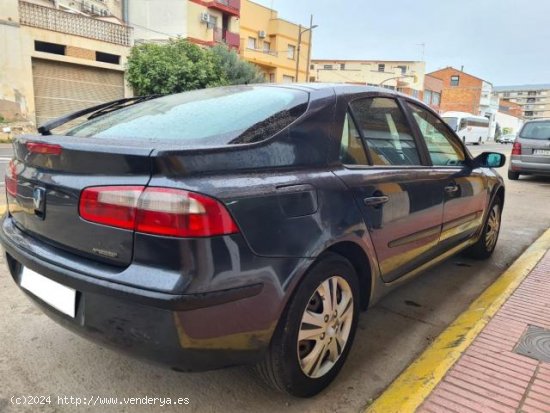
[37,95,160,136]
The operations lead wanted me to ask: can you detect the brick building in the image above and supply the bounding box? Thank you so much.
[427,66,499,138]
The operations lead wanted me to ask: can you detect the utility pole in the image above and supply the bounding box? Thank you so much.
[305,14,313,82]
[295,24,302,82]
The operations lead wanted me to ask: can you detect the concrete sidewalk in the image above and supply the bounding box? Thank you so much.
[367,229,550,413]
[419,251,550,413]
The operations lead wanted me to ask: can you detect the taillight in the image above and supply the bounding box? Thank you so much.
[5,159,17,197]
[26,142,62,155]
[512,141,522,155]
[79,186,239,237]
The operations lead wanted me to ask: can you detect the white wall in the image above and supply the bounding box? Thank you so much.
[495,112,523,136]
[128,0,187,42]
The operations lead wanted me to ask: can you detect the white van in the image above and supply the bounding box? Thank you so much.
[441,112,490,145]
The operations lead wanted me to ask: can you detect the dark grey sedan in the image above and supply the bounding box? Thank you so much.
[509,119,550,179]
[1,84,506,397]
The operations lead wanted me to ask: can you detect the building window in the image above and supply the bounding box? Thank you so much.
[96,51,120,64]
[397,65,407,74]
[287,45,296,60]
[310,64,315,70]
[269,73,275,83]
[378,63,385,72]
[503,92,510,97]
[323,64,333,70]
[518,92,524,96]
[263,41,270,53]
[423,90,432,104]
[35,41,65,55]
[247,37,257,50]
[282,75,295,83]
[450,75,460,86]
[432,92,441,105]
[527,98,536,103]
[340,63,346,70]
[528,91,537,96]
[524,111,534,116]
[309,76,316,82]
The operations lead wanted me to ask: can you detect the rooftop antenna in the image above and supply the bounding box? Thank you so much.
[417,43,425,61]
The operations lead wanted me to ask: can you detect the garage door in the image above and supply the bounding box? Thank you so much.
[32,59,125,127]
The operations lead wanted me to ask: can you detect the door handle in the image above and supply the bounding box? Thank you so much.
[444,184,459,193]
[364,196,389,207]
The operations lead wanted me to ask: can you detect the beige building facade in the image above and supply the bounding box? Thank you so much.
[0,0,132,125]
[494,84,550,120]
[310,59,425,96]
[239,0,311,83]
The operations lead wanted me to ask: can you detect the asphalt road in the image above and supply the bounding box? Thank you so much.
[0,142,549,413]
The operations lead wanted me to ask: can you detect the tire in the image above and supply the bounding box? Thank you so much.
[256,253,360,397]
[464,196,502,259]
[508,170,520,180]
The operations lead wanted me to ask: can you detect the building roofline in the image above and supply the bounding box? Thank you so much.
[311,59,424,64]
[494,84,550,91]
[427,66,490,84]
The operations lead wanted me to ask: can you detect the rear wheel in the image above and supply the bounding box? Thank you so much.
[256,253,360,397]
[508,170,520,180]
[464,197,502,259]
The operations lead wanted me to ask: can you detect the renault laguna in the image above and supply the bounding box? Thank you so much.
[1,84,506,397]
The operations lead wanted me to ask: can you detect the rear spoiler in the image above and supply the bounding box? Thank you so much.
[38,95,160,136]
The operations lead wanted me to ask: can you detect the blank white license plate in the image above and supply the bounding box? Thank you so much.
[20,267,76,317]
[534,149,550,156]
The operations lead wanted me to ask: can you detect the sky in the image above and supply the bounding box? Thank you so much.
[253,0,550,86]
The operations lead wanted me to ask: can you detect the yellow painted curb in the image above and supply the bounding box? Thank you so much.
[366,228,550,413]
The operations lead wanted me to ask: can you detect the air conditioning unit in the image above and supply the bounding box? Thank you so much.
[258,30,266,38]
[200,12,210,23]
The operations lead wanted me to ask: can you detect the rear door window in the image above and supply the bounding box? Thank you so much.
[67,86,308,146]
[350,97,421,166]
[340,112,368,165]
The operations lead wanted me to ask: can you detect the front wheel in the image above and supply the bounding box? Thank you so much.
[256,253,360,397]
[464,197,502,259]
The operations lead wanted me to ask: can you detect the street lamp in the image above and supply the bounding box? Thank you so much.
[295,15,318,82]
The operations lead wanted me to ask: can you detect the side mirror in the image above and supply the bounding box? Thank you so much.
[472,152,506,168]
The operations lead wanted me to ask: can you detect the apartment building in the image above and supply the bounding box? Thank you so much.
[239,0,310,83]
[128,0,310,83]
[0,0,132,125]
[128,0,240,49]
[310,59,425,94]
[493,84,550,120]
[427,66,499,137]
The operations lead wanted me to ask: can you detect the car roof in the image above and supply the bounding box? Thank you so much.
[271,82,413,99]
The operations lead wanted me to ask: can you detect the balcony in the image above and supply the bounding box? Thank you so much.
[19,1,133,46]
[207,0,240,16]
[214,28,240,49]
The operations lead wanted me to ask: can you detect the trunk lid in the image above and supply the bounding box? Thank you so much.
[7,135,153,266]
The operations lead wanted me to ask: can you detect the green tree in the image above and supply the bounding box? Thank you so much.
[126,40,264,96]
[210,44,265,85]
[127,40,225,95]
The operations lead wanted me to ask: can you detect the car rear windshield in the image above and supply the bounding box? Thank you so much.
[520,121,550,140]
[66,86,309,146]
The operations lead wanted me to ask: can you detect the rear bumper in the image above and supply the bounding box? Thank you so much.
[0,215,300,371]
[510,158,550,175]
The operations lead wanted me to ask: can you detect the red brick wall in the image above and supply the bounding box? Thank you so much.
[499,100,523,118]
[427,67,483,114]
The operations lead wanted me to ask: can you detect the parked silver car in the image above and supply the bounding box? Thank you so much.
[498,134,516,144]
[509,119,550,180]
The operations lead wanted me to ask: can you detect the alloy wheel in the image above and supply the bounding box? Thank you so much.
[485,204,501,250]
[297,276,354,378]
